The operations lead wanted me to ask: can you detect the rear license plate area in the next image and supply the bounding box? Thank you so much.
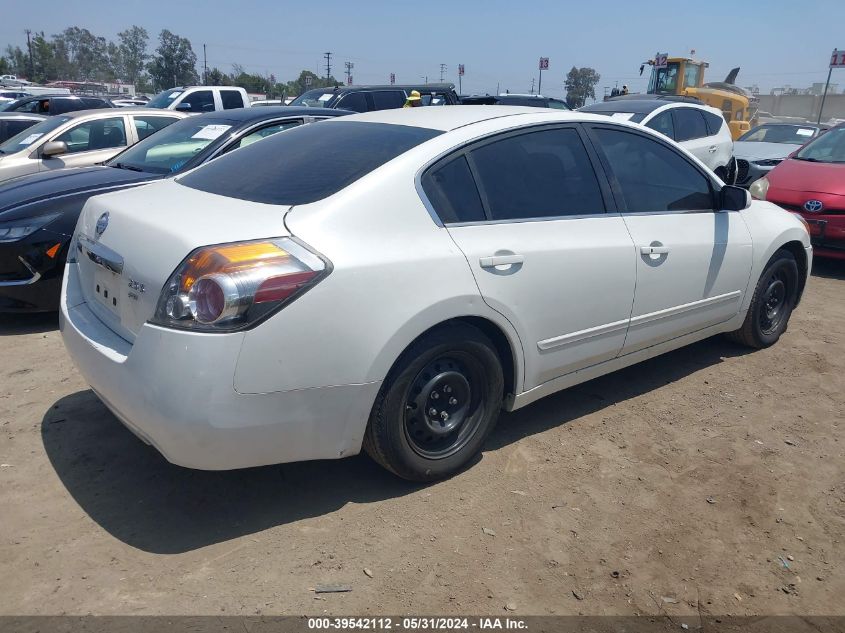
[93,269,121,315]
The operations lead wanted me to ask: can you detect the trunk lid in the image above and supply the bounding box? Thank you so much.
[75,179,291,342]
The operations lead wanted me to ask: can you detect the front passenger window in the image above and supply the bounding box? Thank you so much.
[593,128,713,212]
[53,117,127,154]
[645,111,675,140]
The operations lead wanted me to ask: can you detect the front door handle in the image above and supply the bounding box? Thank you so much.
[480,254,524,268]
[708,145,718,153]
[640,245,670,255]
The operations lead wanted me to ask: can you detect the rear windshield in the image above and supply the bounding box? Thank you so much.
[178,121,442,205]
[289,89,340,108]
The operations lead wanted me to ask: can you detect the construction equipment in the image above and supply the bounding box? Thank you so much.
[638,55,758,139]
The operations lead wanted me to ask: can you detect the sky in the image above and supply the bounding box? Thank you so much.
[2,0,845,98]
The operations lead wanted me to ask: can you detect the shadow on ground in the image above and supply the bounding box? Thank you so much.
[0,312,58,336]
[811,257,845,281]
[42,337,749,554]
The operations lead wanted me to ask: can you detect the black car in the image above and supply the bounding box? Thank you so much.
[290,83,460,112]
[0,94,114,115]
[0,106,350,312]
[0,113,45,143]
[459,94,570,109]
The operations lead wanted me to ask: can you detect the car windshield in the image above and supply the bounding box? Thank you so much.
[794,126,845,163]
[178,121,442,205]
[0,115,71,154]
[107,118,236,174]
[289,89,339,108]
[739,125,818,145]
[146,88,187,109]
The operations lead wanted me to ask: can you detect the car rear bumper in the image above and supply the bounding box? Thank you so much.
[59,262,380,470]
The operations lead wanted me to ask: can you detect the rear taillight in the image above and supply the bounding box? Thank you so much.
[152,238,329,332]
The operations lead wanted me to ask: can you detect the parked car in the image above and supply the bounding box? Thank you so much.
[460,93,570,109]
[579,98,735,181]
[290,83,460,112]
[60,107,810,480]
[0,94,114,115]
[146,86,250,113]
[750,123,845,260]
[733,123,827,187]
[251,99,285,107]
[0,108,185,184]
[0,107,348,312]
[0,113,45,143]
[0,91,31,105]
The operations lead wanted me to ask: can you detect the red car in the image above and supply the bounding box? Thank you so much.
[750,124,845,260]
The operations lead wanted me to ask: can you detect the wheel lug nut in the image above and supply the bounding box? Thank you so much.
[431,392,439,400]
[429,408,438,417]
[443,385,452,393]
[449,397,457,405]
[440,411,449,421]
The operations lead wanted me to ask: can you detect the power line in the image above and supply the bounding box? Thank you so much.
[324,52,332,80]
[439,63,447,82]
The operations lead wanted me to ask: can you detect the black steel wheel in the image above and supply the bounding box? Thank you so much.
[727,248,799,349]
[364,323,504,481]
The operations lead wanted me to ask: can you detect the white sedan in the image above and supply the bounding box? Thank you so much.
[580,98,735,182]
[61,107,811,481]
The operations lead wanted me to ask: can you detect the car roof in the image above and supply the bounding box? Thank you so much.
[173,106,352,124]
[323,105,592,131]
[11,94,109,104]
[0,112,46,120]
[581,98,712,116]
[305,83,455,92]
[55,107,179,119]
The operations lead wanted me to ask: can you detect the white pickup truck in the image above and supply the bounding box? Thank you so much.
[145,86,251,113]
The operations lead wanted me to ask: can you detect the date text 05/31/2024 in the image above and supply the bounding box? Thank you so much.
[307,618,528,630]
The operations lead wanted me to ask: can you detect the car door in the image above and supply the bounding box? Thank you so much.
[586,124,753,354]
[422,124,637,391]
[672,107,718,169]
[38,114,129,172]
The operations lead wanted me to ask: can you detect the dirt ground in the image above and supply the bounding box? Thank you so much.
[0,260,843,618]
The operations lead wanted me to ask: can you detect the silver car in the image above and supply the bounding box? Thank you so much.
[734,123,826,187]
[0,108,187,184]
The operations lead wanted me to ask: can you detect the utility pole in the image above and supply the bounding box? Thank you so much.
[439,63,447,82]
[530,77,535,95]
[203,44,208,84]
[344,61,354,86]
[24,29,33,80]
[324,52,332,81]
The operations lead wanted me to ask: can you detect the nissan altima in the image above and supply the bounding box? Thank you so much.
[61,107,811,481]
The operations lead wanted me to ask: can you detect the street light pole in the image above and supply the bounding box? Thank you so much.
[818,65,833,125]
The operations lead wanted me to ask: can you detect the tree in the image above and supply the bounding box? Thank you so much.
[54,27,109,81]
[147,29,198,90]
[4,45,29,78]
[283,70,339,97]
[117,26,148,85]
[564,66,600,109]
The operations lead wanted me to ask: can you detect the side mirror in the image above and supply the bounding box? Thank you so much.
[720,185,751,211]
[41,140,68,158]
[174,102,192,112]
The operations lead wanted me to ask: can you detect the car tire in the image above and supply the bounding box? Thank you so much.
[363,323,504,481]
[726,249,799,349]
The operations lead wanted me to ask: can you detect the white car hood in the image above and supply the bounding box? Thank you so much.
[74,178,291,341]
[733,141,801,161]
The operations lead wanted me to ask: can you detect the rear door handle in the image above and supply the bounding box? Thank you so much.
[480,254,524,268]
[640,245,670,255]
[708,145,718,153]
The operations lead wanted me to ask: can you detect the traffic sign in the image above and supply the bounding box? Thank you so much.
[305,75,313,86]
[390,72,395,85]
[458,64,465,77]
[538,57,549,71]
[347,75,353,85]
[654,53,668,69]
[830,49,845,68]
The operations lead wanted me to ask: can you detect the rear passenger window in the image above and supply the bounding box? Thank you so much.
[702,111,724,135]
[673,108,708,141]
[220,90,245,110]
[133,115,178,140]
[371,91,406,110]
[469,127,605,220]
[593,128,713,212]
[422,155,486,223]
[645,111,674,140]
[337,92,368,112]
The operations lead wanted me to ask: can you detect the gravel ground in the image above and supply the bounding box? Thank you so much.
[0,259,842,617]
